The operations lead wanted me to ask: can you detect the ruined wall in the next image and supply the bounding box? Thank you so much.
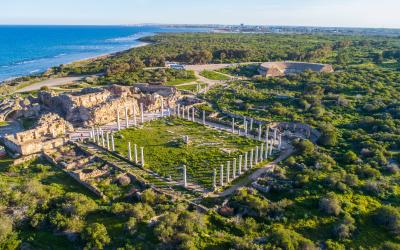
[38,84,179,127]
[3,113,73,156]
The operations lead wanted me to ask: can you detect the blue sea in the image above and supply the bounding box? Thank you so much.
[0,25,208,82]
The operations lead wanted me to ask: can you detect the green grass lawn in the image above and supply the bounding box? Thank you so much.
[177,82,207,92]
[200,70,230,80]
[114,118,266,188]
[164,77,196,86]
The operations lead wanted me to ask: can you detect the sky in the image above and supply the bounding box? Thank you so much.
[1,0,400,28]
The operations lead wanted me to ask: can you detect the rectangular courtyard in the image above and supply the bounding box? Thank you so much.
[113,117,269,188]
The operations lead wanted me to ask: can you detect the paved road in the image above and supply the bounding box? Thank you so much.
[16,76,87,93]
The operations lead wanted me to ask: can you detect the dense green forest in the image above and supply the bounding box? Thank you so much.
[1,33,400,249]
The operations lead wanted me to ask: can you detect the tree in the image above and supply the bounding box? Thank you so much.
[270,228,316,250]
[318,123,338,146]
[293,139,315,155]
[82,223,110,250]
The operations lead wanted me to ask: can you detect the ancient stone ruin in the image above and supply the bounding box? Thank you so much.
[258,61,334,77]
[2,113,73,156]
[38,84,179,126]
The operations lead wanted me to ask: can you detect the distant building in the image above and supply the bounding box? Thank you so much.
[165,62,185,70]
[258,61,334,77]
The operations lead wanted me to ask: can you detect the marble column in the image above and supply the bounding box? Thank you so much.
[192,107,195,122]
[233,158,237,179]
[133,105,137,126]
[250,149,254,169]
[232,118,235,133]
[134,144,138,164]
[117,110,121,131]
[269,139,273,155]
[128,142,132,161]
[278,134,282,150]
[220,165,224,186]
[125,107,129,128]
[187,106,190,120]
[255,146,259,165]
[111,133,115,151]
[91,127,95,140]
[258,124,262,140]
[177,104,181,117]
[101,130,105,147]
[183,165,187,187]
[244,152,248,171]
[140,147,145,167]
[106,133,110,150]
[265,127,269,143]
[260,143,264,161]
[140,103,144,124]
[227,161,230,183]
[213,168,217,190]
[245,121,248,136]
[265,142,269,159]
[238,155,243,175]
[202,110,206,125]
[274,128,277,145]
[161,99,164,117]
[250,118,254,131]
[96,128,100,144]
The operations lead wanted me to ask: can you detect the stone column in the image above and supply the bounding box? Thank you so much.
[250,149,254,169]
[128,142,132,161]
[278,134,282,150]
[260,143,264,161]
[140,147,145,167]
[134,144,138,164]
[250,118,254,131]
[244,152,248,171]
[192,107,195,122]
[213,168,217,191]
[238,155,242,175]
[202,110,206,125]
[91,127,95,140]
[101,130,105,147]
[233,158,237,179]
[227,161,230,183]
[117,110,121,131]
[274,128,277,145]
[106,132,110,150]
[125,107,129,128]
[232,118,235,133]
[140,103,144,124]
[111,133,115,151]
[265,126,269,143]
[177,104,181,118]
[161,98,164,118]
[255,146,259,165]
[187,106,190,120]
[258,124,262,140]
[96,128,100,144]
[265,142,269,159]
[220,165,224,186]
[183,165,187,187]
[133,104,137,126]
[269,139,273,155]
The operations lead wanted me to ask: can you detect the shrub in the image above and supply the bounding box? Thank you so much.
[270,228,316,250]
[374,206,400,236]
[319,193,341,216]
[82,223,110,250]
[333,214,356,240]
[380,242,400,250]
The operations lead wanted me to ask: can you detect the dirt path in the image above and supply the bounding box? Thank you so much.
[16,76,87,93]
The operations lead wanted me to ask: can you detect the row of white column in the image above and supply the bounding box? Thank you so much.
[212,141,275,190]
[89,126,145,167]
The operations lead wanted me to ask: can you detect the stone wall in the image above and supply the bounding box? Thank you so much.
[3,113,73,156]
[38,84,179,126]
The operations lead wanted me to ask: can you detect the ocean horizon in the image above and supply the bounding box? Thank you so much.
[0,25,209,82]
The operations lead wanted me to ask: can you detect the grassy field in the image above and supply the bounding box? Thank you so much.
[200,70,230,80]
[114,118,267,188]
[176,82,207,92]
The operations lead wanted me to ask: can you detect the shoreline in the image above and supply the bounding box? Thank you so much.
[0,35,153,84]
